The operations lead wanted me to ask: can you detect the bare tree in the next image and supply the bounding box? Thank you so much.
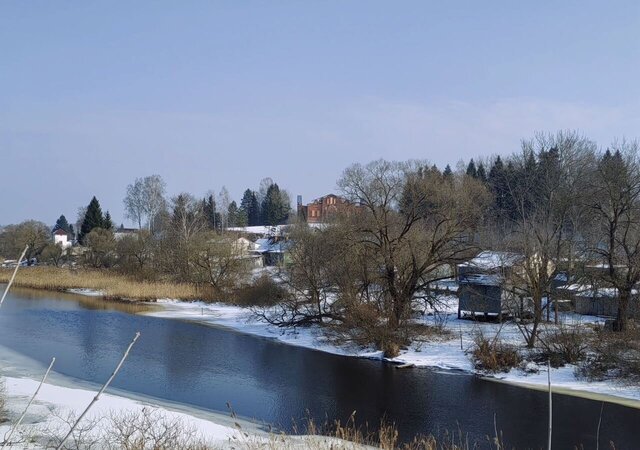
[190,232,251,297]
[217,186,230,230]
[123,175,167,231]
[587,140,640,331]
[261,160,489,354]
[162,193,207,281]
[0,220,50,263]
[500,131,597,347]
[338,160,488,329]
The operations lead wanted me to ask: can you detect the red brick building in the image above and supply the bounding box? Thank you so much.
[297,194,359,223]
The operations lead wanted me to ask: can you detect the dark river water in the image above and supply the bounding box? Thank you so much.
[0,287,639,449]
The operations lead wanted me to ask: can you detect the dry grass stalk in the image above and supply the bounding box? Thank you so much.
[56,332,140,450]
[1,357,56,449]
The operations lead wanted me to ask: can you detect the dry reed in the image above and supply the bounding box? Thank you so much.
[0,267,201,302]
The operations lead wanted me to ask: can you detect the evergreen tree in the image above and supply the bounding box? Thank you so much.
[443,164,453,179]
[488,157,508,218]
[103,211,114,230]
[240,189,260,226]
[227,201,242,227]
[79,197,105,244]
[203,195,220,230]
[261,183,289,226]
[476,162,487,182]
[249,191,261,225]
[54,215,73,234]
[466,159,477,178]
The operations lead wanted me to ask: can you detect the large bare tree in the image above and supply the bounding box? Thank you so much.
[262,160,489,353]
[587,140,640,331]
[123,175,167,231]
[500,131,597,346]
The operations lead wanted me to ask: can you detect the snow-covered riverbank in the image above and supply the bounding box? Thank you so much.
[145,298,640,406]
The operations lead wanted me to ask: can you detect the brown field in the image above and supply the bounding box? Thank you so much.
[0,267,202,302]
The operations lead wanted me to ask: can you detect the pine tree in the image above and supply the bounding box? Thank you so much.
[203,195,218,230]
[249,191,261,226]
[240,189,260,226]
[476,162,487,182]
[54,215,72,234]
[261,183,289,226]
[103,211,114,230]
[466,159,477,178]
[227,201,241,227]
[443,164,453,179]
[488,157,508,218]
[79,196,105,244]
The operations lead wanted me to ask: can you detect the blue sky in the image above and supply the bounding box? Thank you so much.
[1,1,639,225]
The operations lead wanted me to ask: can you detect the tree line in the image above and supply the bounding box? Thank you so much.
[2,130,640,353]
[262,131,640,357]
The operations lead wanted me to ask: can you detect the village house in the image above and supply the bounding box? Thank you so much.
[114,225,139,240]
[52,228,72,249]
[457,251,524,320]
[252,236,292,266]
[297,194,359,223]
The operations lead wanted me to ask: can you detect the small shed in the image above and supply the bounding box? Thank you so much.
[252,237,292,266]
[564,284,640,318]
[457,251,523,320]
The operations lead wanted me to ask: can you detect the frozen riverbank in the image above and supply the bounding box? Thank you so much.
[145,298,640,406]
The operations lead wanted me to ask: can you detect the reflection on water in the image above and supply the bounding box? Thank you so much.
[7,286,156,314]
[0,287,639,449]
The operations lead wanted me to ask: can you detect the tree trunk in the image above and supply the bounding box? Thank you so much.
[615,290,630,332]
[527,294,543,348]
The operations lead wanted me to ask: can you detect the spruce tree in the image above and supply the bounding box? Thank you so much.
[466,159,477,178]
[489,157,508,218]
[54,215,72,234]
[477,162,487,182]
[261,183,289,226]
[203,195,218,230]
[443,164,453,179]
[227,201,241,227]
[240,189,260,226]
[79,196,105,244]
[249,191,261,226]
[103,211,114,230]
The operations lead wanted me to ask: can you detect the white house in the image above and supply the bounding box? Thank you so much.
[53,229,72,249]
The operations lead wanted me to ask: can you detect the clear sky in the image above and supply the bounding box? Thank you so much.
[2,1,639,225]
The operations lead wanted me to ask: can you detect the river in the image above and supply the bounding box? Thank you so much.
[0,287,638,449]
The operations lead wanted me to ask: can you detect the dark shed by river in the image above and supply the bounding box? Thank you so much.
[457,251,523,319]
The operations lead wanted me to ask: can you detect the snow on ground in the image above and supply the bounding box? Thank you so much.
[0,376,243,449]
[145,296,640,405]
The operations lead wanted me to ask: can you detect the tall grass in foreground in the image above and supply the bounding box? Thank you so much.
[0,267,201,302]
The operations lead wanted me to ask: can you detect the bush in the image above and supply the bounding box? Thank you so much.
[106,407,211,450]
[471,333,521,373]
[579,324,640,382]
[232,275,289,307]
[538,324,589,367]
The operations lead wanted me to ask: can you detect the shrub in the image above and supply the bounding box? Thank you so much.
[232,275,288,307]
[538,324,589,367]
[106,407,211,450]
[471,333,521,373]
[579,324,640,382]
